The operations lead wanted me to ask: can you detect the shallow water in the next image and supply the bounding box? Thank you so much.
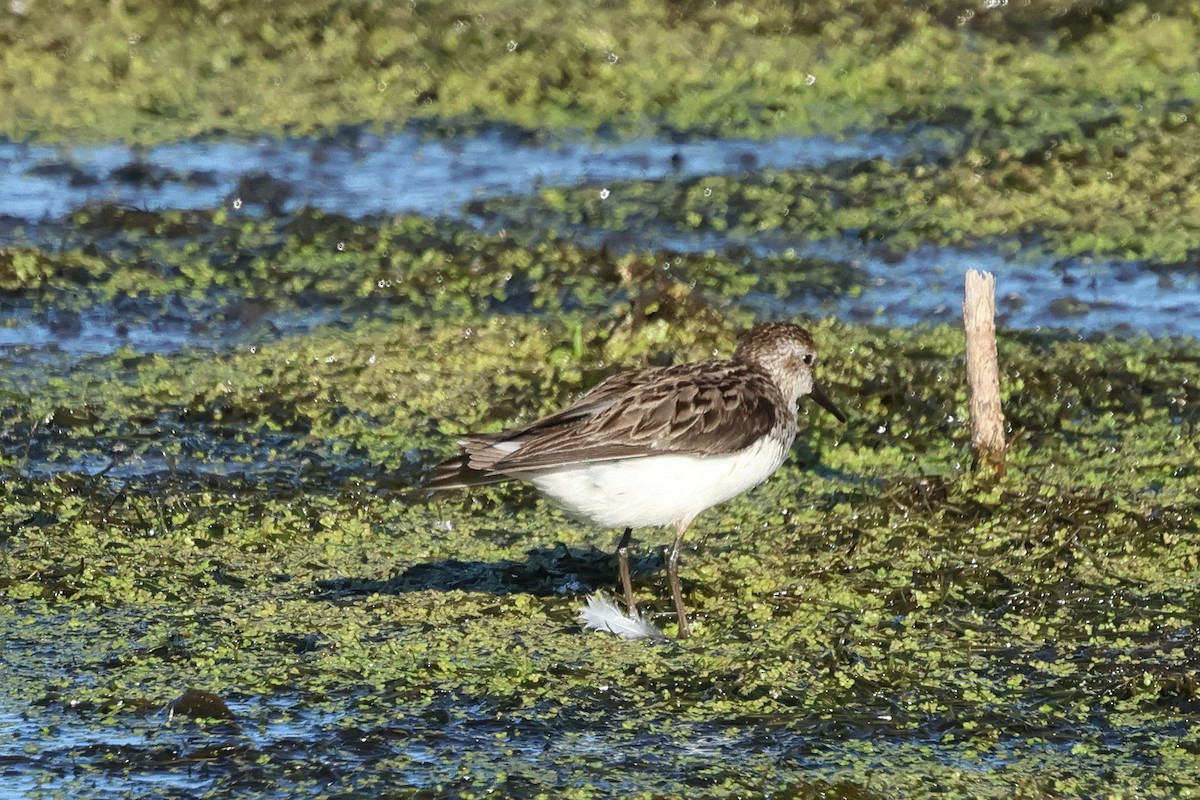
[774,240,1200,336]
[2,129,1196,361]
[0,297,338,356]
[0,691,1172,799]
[0,129,910,220]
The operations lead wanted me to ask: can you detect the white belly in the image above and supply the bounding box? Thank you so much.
[523,433,792,529]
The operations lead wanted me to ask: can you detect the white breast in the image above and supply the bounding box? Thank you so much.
[522,430,793,530]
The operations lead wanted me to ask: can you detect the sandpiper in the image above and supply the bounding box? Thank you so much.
[425,322,845,638]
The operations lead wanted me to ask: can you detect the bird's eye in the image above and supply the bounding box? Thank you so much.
[803,354,814,365]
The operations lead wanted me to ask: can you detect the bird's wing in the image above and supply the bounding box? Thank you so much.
[423,366,669,489]
[482,362,785,473]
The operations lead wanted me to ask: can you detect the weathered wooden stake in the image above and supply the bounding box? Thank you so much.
[963,270,1007,478]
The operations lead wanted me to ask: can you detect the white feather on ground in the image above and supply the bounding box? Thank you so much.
[578,593,667,641]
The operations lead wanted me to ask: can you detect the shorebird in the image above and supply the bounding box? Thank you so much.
[425,322,845,637]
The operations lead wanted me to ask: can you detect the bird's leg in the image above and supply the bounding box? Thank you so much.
[615,527,638,617]
[667,519,691,639]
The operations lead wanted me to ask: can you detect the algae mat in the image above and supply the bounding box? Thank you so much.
[3,1,1200,146]
[2,316,1198,798]
[2,1,1200,796]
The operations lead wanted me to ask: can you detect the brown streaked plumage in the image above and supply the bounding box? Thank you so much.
[425,322,845,638]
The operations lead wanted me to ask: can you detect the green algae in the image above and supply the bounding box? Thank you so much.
[2,315,1199,796]
[0,205,862,341]
[3,1,1200,147]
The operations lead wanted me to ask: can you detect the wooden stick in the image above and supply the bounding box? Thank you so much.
[963,270,1007,478]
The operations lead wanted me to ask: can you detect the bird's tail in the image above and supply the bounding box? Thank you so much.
[422,452,512,491]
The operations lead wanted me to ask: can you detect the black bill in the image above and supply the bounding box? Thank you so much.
[810,383,846,423]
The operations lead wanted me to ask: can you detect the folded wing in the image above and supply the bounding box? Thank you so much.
[425,362,784,489]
